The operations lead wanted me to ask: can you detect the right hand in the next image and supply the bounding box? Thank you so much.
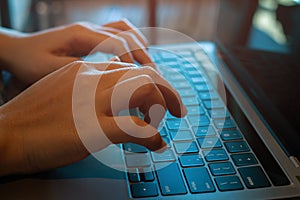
[0,61,187,176]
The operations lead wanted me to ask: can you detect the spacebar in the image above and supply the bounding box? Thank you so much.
[155,163,187,196]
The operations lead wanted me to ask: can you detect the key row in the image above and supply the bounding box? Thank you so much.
[125,148,256,168]
[130,164,270,197]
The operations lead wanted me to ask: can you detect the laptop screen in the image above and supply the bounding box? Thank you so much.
[215,1,300,159]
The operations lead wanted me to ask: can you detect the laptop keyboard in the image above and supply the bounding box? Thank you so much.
[122,46,272,198]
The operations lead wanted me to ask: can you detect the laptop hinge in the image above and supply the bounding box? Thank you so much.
[289,156,300,168]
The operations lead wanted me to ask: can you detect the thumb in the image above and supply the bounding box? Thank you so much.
[100,115,166,152]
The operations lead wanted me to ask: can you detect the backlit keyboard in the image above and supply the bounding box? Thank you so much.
[123,45,272,198]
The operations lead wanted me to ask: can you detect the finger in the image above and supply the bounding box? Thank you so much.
[102,75,167,128]
[99,27,154,66]
[103,19,149,47]
[68,61,138,73]
[117,32,154,67]
[69,28,135,63]
[99,116,166,151]
[98,66,187,117]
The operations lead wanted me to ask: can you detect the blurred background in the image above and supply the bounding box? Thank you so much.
[1,0,299,53]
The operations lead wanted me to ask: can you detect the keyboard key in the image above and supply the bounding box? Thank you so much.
[238,166,271,189]
[214,118,236,129]
[158,120,165,130]
[140,168,155,182]
[231,153,258,166]
[160,52,178,61]
[203,149,229,162]
[191,77,207,84]
[220,130,243,141]
[177,89,197,97]
[172,81,190,89]
[188,115,210,127]
[128,168,140,182]
[167,74,185,81]
[173,141,199,154]
[179,154,204,167]
[166,62,181,69]
[162,136,172,148]
[156,163,187,195]
[125,154,151,168]
[194,50,209,61]
[195,84,213,92]
[123,143,148,153]
[193,125,216,137]
[187,69,203,77]
[178,50,192,57]
[131,182,158,198]
[203,100,224,110]
[166,118,189,130]
[208,109,230,119]
[199,92,219,100]
[160,128,168,137]
[183,167,215,193]
[182,64,196,72]
[197,137,222,149]
[225,141,250,153]
[209,162,236,176]
[187,105,205,115]
[170,130,193,141]
[166,111,177,119]
[215,176,244,191]
[182,97,200,106]
[182,56,197,63]
[152,149,176,162]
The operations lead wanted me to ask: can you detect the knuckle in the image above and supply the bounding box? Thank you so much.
[122,32,135,40]
[119,18,130,26]
[135,74,156,92]
[68,22,91,41]
[110,36,129,53]
[69,22,88,31]
[137,74,154,85]
[141,66,157,77]
[114,36,128,47]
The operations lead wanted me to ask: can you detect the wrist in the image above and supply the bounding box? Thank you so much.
[0,28,24,71]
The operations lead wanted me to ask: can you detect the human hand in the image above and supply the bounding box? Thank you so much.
[0,61,187,176]
[0,19,153,85]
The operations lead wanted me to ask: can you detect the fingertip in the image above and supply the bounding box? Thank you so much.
[150,138,167,153]
[181,103,188,117]
[154,141,167,153]
[120,53,134,64]
[168,102,187,118]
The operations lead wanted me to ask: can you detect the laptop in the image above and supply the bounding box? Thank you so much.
[1,2,300,200]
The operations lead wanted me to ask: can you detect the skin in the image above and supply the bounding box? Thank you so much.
[0,20,186,176]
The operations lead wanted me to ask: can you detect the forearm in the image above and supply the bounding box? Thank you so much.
[0,106,26,177]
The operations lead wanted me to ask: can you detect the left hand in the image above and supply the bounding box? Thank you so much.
[1,19,153,84]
